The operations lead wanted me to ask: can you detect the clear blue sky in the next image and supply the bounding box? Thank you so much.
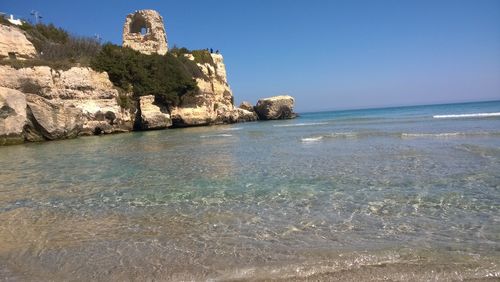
[2,0,500,112]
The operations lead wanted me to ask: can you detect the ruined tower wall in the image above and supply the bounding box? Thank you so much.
[122,10,168,55]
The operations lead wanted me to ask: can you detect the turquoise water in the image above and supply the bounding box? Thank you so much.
[1,101,499,280]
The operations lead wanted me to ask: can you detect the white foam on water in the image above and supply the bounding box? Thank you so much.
[301,132,358,143]
[401,132,466,138]
[274,122,328,127]
[433,112,500,119]
[328,132,358,138]
[200,134,233,138]
[301,136,323,142]
[223,127,242,131]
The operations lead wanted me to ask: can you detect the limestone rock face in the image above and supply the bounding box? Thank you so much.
[0,66,133,136]
[0,24,37,60]
[255,95,296,120]
[138,95,172,130]
[170,106,214,126]
[211,53,228,82]
[239,101,254,112]
[170,53,237,126]
[122,10,168,55]
[0,87,27,145]
[25,94,83,141]
[235,108,258,122]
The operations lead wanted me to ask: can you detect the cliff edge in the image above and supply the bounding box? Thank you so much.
[0,11,296,145]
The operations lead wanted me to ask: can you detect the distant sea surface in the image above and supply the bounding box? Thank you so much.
[1,101,499,280]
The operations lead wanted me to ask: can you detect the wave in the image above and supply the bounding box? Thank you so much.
[328,132,358,138]
[200,134,233,138]
[401,132,499,138]
[301,136,323,142]
[215,249,499,281]
[401,132,466,138]
[301,132,360,143]
[433,112,500,119]
[301,131,499,143]
[274,122,328,128]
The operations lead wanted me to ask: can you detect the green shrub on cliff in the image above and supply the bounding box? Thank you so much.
[0,20,100,69]
[91,44,198,106]
[0,18,70,49]
[20,22,69,50]
[38,36,101,64]
[0,58,76,70]
[0,19,213,105]
[169,47,208,79]
[170,46,216,70]
[191,50,215,66]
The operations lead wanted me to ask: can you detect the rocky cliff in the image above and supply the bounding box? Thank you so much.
[0,65,133,143]
[170,53,245,126]
[0,52,259,144]
[0,24,37,60]
[0,87,26,145]
[0,21,295,145]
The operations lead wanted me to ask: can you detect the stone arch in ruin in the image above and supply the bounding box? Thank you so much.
[122,10,168,55]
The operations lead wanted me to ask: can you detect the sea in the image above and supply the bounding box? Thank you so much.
[0,100,499,281]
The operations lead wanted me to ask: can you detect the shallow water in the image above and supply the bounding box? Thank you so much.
[1,101,499,280]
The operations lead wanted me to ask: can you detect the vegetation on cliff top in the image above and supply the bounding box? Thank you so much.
[170,47,216,67]
[0,19,100,70]
[1,19,219,107]
[91,44,198,107]
[170,46,218,77]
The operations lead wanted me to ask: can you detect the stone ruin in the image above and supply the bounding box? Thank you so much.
[122,10,168,55]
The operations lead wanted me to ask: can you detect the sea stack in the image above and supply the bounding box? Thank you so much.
[254,95,296,120]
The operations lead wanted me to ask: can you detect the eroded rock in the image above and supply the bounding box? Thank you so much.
[255,95,296,120]
[171,53,238,126]
[138,95,172,130]
[0,24,37,60]
[239,101,254,112]
[235,108,258,122]
[0,66,133,136]
[0,87,26,145]
[25,94,83,141]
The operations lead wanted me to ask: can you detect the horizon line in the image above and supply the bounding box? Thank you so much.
[298,99,500,115]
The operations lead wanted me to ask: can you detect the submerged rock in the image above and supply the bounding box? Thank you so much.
[138,95,172,130]
[0,87,27,145]
[254,95,296,120]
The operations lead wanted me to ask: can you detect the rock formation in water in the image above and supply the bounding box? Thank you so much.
[0,65,133,142]
[25,94,83,141]
[0,24,37,60]
[239,101,254,112]
[237,101,258,122]
[170,53,238,126]
[122,10,168,55]
[138,95,172,130]
[0,87,27,145]
[0,10,296,145]
[254,95,296,120]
